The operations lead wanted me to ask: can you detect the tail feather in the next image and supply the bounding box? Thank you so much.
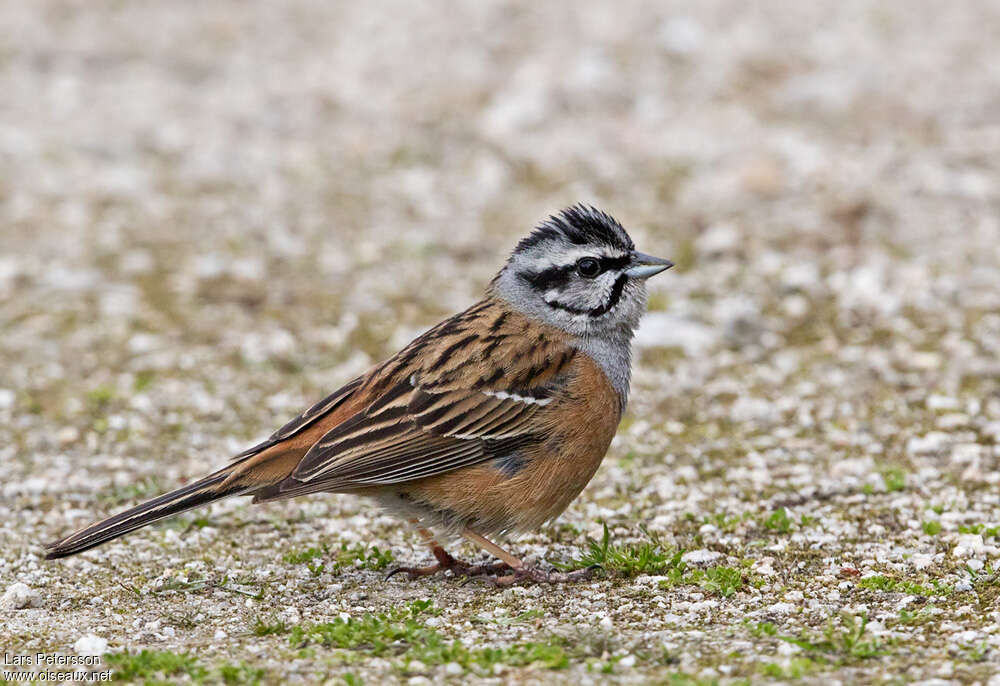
[44,471,249,559]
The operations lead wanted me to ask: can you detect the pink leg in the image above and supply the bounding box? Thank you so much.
[384,520,512,581]
[461,527,601,586]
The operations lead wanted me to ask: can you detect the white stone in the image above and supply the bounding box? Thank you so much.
[782,263,820,292]
[927,395,960,411]
[909,352,942,370]
[907,432,950,455]
[752,558,777,576]
[57,426,80,446]
[682,549,723,565]
[865,621,888,635]
[951,443,984,463]
[73,634,108,656]
[128,333,161,354]
[957,534,986,556]
[766,602,797,614]
[777,640,800,655]
[782,294,809,317]
[938,414,970,430]
[0,583,41,610]
[957,630,979,644]
[0,389,14,409]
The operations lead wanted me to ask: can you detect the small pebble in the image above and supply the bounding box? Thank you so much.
[0,583,42,610]
[73,634,108,656]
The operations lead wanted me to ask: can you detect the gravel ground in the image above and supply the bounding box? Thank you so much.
[3,1,1000,684]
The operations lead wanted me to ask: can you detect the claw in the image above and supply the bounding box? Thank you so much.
[384,563,442,581]
[457,564,603,589]
[490,564,602,587]
[384,567,406,581]
[459,574,499,589]
[385,556,514,583]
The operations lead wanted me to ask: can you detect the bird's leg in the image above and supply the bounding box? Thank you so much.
[385,520,511,581]
[461,528,524,569]
[385,525,454,579]
[461,528,600,586]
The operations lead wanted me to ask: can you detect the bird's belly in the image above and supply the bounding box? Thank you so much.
[389,450,608,537]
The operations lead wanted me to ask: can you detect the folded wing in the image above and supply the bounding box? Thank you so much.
[255,357,572,499]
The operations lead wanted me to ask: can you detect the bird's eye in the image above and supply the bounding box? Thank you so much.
[576,257,601,278]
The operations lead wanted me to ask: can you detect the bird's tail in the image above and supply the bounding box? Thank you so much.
[44,469,251,559]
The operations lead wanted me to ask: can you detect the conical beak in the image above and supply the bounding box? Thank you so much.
[625,251,674,279]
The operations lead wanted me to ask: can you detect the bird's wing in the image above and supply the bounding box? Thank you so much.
[257,336,579,497]
[291,381,552,486]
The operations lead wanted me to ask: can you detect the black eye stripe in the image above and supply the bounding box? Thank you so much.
[598,254,631,271]
[518,254,629,291]
[517,265,575,290]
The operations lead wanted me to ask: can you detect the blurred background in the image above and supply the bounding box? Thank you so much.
[3,1,998,424]
[3,1,1000,680]
[4,0,999,455]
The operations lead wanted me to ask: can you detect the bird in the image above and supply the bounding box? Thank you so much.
[45,205,673,585]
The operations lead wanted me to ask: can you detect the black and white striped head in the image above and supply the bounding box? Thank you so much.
[492,206,673,338]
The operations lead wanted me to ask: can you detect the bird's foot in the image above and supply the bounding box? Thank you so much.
[466,563,603,587]
[385,547,513,581]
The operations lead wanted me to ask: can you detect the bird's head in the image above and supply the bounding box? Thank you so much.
[492,205,673,338]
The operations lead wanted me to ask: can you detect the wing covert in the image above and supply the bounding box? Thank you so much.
[287,353,574,490]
